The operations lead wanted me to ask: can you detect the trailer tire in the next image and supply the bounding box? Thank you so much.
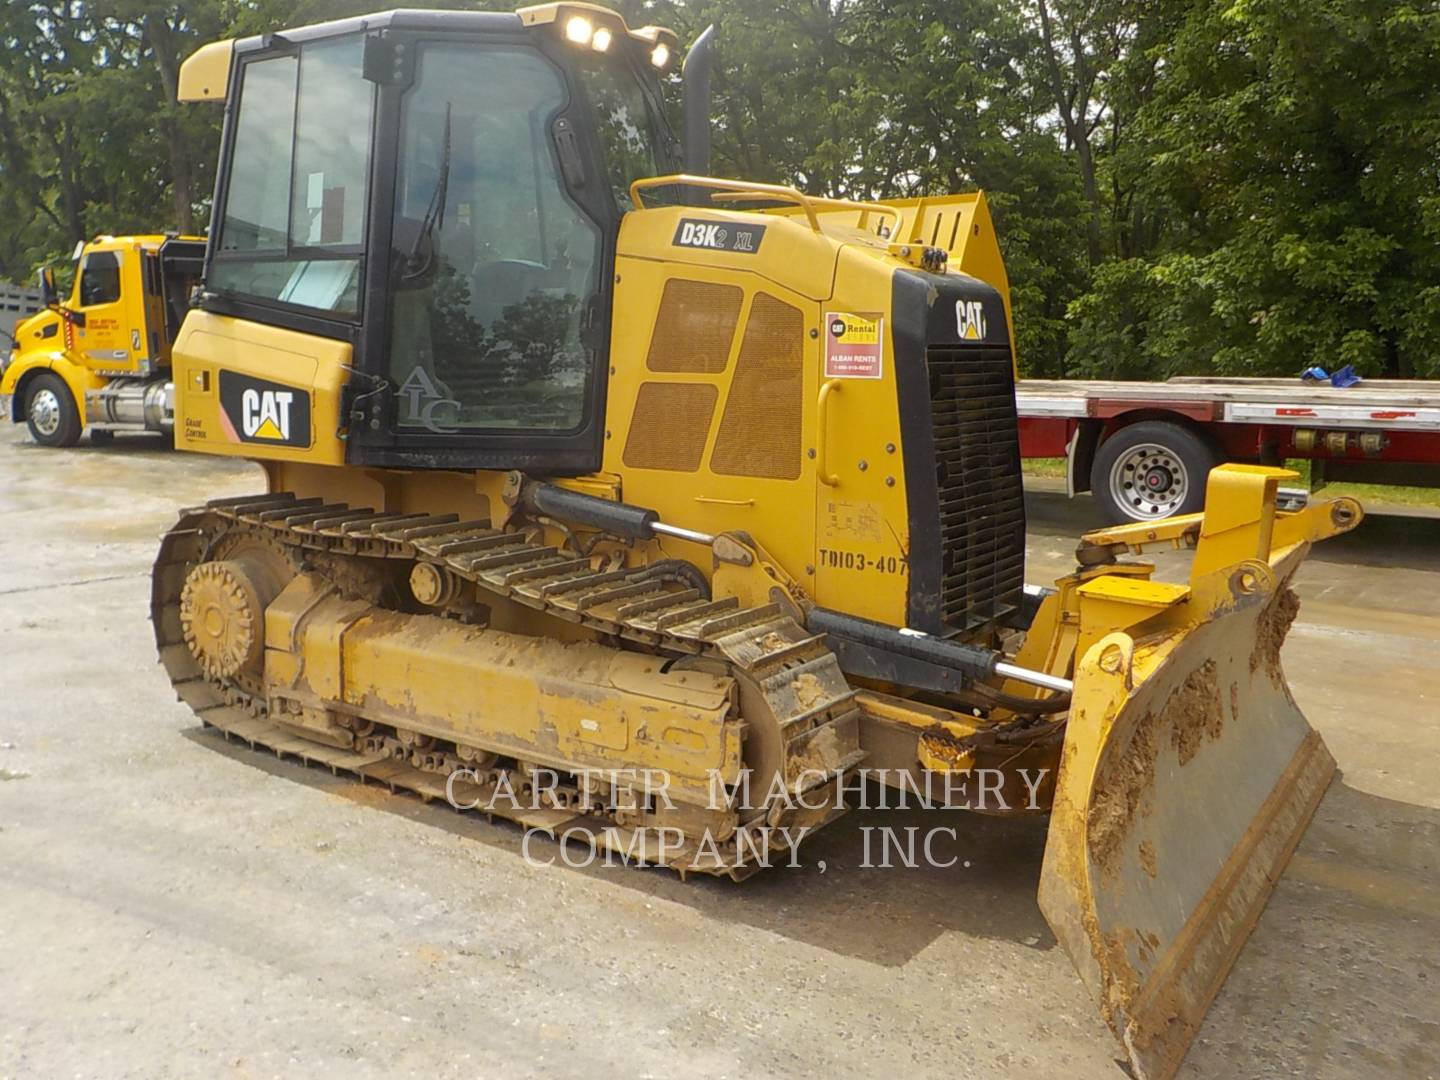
[1091,421,1219,523]
[25,372,81,448]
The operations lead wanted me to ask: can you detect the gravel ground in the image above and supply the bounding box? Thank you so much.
[1,424,1436,1079]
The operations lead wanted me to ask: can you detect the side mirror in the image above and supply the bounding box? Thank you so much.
[38,266,57,308]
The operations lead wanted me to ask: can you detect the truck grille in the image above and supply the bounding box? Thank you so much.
[928,345,1026,630]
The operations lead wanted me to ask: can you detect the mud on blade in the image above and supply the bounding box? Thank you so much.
[1039,471,1362,1080]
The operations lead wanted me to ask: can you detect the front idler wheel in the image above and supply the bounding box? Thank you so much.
[179,542,294,699]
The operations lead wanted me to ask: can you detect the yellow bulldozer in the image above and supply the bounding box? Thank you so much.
[153,6,1361,1076]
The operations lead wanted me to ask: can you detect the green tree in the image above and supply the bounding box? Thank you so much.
[1069,0,1440,378]
[0,2,231,276]
[3,0,1437,386]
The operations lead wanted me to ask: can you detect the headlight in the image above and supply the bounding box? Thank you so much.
[564,15,592,44]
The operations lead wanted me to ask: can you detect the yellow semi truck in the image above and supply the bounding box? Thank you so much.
[0,234,204,445]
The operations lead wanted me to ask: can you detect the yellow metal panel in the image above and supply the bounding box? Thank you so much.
[1075,576,1188,607]
[264,576,743,804]
[878,190,1014,364]
[604,202,914,626]
[615,202,839,301]
[1,314,62,398]
[604,218,830,607]
[3,309,64,396]
[172,310,351,466]
[810,243,915,626]
[1075,576,1190,662]
[178,40,233,102]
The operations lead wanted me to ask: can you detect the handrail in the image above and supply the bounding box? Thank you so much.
[629,175,903,236]
[806,195,902,234]
[713,191,901,235]
[631,175,820,230]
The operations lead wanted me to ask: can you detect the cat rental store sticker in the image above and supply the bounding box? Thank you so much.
[824,311,884,378]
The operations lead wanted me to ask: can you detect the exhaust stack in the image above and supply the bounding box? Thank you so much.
[682,24,715,175]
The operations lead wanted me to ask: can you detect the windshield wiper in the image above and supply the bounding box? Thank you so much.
[403,102,452,280]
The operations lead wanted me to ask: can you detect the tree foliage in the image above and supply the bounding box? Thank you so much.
[3,0,1437,376]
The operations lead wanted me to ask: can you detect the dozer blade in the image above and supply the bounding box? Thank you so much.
[1038,467,1362,1080]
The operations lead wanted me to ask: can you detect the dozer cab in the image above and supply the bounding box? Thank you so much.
[152,7,1360,1076]
[1,235,205,445]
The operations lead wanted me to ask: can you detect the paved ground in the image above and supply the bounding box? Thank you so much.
[1,425,1436,1079]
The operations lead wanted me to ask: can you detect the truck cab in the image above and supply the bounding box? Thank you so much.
[0,234,205,446]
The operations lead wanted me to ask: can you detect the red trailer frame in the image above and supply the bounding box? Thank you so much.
[1016,377,1440,522]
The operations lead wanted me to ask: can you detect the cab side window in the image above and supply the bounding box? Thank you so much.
[210,37,373,317]
[78,251,122,307]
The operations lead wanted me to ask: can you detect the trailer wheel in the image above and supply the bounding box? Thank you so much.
[1091,421,1219,523]
[25,372,81,447]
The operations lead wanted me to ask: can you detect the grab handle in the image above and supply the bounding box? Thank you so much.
[817,379,842,487]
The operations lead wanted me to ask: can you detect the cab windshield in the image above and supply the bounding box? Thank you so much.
[572,50,676,211]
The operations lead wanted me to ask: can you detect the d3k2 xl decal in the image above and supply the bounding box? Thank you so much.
[672,218,767,254]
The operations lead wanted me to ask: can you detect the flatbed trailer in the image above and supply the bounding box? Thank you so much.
[1016,376,1440,522]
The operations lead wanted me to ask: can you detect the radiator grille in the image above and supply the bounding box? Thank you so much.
[927,345,1026,630]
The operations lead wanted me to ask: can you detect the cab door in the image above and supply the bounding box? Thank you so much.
[349,37,614,473]
[68,248,142,374]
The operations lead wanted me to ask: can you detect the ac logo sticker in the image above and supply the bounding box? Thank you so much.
[218,371,312,448]
[956,299,988,341]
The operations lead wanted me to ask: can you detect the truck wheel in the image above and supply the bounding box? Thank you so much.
[1091,421,1219,523]
[25,372,82,447]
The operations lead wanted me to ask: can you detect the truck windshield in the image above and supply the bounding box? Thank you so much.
[572,52,676,211]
